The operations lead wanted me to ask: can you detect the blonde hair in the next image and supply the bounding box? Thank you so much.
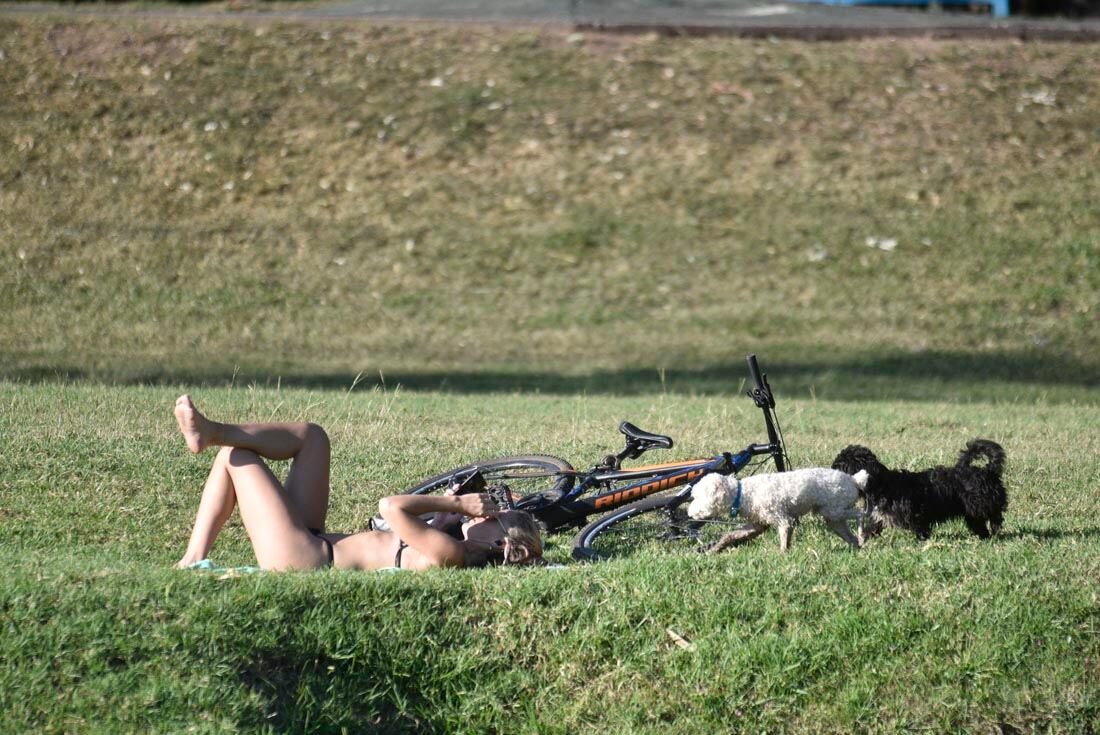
[499,511,545,566]
[465,511,545,568]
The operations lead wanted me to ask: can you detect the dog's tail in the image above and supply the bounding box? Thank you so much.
[957,439,1006,478]
[850,469,870,495]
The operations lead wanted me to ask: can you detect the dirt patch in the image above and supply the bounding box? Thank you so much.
[558,28,658,57]
[47,20,197,76]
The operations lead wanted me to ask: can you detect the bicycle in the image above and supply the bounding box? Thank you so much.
[400,354,790,561]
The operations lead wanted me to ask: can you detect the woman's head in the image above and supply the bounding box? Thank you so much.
[462,510,544,566]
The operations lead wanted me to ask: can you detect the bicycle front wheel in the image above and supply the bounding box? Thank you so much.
[401,454,575,509]
[571,492,744,561]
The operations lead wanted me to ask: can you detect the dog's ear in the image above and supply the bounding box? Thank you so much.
[831,454,852,474]
[832,445,867,473]
[833,445,885,476]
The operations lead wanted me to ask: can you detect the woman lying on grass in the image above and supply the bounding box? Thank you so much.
[173,395,544,571]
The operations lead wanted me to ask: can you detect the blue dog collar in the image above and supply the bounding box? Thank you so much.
[730,479,742,518]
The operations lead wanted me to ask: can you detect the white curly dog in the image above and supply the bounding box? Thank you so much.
[687,468,869,552]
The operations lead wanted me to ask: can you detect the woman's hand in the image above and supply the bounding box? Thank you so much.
[455,492,499,518]
[445,481,499,518]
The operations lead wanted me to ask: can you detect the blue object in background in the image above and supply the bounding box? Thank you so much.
[793,0,1009,19]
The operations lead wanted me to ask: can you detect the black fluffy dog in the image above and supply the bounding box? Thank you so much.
[831,440,1007,541]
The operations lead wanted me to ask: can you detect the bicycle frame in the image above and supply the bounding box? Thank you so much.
[520,443,778,531]
[402,354,788,534]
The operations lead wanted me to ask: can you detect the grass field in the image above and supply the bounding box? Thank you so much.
[1,10,1099,734]
[2,385,1099,733]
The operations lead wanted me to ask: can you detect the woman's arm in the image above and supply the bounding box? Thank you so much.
[427,483,465,531]
[377,493,498,568]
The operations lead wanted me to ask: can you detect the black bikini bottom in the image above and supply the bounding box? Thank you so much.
[308,528,334,567]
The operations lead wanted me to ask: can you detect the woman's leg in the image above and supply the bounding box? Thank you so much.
[177,447,237,568]
[177,447,328,570]
[220,448,330,570]
[282,424,330,531]
[175,394,314,458]
[174,395,331,529]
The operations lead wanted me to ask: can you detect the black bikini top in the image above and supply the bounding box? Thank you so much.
[394,540,408,569]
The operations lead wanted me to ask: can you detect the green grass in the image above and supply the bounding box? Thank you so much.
[1,16,1099,402]
[2,383,1099,733]
[2,11,1100,733]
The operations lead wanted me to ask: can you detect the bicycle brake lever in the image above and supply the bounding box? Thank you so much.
[748,387,773,409]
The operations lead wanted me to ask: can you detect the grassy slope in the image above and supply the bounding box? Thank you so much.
[2,384,1099,733]
[1,17,1099,402]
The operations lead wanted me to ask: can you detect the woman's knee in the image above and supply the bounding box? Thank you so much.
[223,446,261,466]
[304,423,330,453]
[214,445,235,465]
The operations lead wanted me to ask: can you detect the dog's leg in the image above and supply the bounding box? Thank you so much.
[824,518,862,549]
[964,515,992,539]
[705,533,739,554]
[989,509,1004,536]
[704,523,768,553]
[778,523,794,552]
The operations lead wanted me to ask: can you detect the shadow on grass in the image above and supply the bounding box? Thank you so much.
[998,526,1100,542]
[239,652,424,735]
[865,526,1100,545]
[4,349,1099,402]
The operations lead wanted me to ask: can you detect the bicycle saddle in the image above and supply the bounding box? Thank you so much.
[618,422,673,450]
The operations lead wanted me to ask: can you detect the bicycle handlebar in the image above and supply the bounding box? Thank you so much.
[746,354,776,410]
[746,354,786,471]
[746,353,765,392]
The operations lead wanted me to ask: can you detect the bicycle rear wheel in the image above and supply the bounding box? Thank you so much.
[401,454,575,509]
[571,492,745,561]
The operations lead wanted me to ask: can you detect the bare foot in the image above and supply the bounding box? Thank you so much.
[176,553,207,569]
[174,394,215,453]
